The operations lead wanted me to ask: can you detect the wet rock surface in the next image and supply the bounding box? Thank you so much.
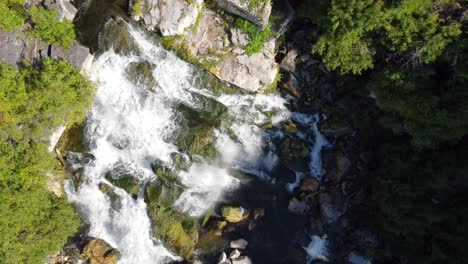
[215,0,272,29]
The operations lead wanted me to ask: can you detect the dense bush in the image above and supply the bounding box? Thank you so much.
[0,59,94,263]
[312,0,463,74]
[0,3,25,31]
[28,5,76,48]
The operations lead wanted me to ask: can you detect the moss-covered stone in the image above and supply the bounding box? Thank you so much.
[125,61,157,88]
[171,152,190,171]
[221,206,250,223]
[147,205,198,258]
[278,136,309,159]
[98,18,138,55]
[82,239,120,264]
[174,124,217,159]
[282,119,299,134]
[104,173,140,195]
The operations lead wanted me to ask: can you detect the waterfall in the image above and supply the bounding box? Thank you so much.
[65,21,329,263]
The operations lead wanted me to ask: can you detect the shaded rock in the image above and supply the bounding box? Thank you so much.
[280,72,302,97]
[231,256,252,264]
[217,251,228,264]
[300,176,319,192]
[279,48,298,72]
[230,249,241,259]
[278,136,309,159]
[320,116,353,138]
[230,238,248,249]
[336,152,351,181]
[318,192,343,224]
[288,197,307,215]
[82,239,120,264]
[253,208,265,220]
[215,0,272,29]
[130,0,202,36]
[221,206,250,223]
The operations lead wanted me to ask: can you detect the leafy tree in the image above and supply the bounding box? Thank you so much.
[0,2,25,31]
[0,59,93,263]
[368,38,468,147]
[312,0,463,74]
[28,5,75,48]
[0,59,94,140]
[312,0,383,74]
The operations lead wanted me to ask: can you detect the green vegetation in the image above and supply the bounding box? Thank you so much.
[28,6,76,48]
[296,0,468,262]
[130,0,142,17]
[0,59,93,263]
[0,2,25,31]
[312,0,462,74]
[235,18,273,55]
[0,2,76,48]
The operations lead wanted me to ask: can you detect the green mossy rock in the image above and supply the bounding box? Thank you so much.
[175,124,217,159]
[147,206,198,258]
[104,173,140,195]
[221,206,250,223]
[171,152,190,171]
[125,61,157,89]
[82,239,120,264]
[278,136,309,159]
[178,92,228,127]
[282,119,299,134]
[98,18,138,55]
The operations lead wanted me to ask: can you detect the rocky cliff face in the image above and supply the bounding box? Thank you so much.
[0,29,94,74]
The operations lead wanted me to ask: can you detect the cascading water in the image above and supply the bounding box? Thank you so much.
[65,20,330,263]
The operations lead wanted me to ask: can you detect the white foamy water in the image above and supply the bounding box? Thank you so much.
[65,20,330,263]
[304,235,329,262]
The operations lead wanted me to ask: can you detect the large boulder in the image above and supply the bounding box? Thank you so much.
[82,239,120,264]
[215,0,272,29]
[163,8,279,93]
[0,29,94,74]
[130,0,202,36]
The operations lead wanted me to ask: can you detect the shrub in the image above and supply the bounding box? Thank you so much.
[234,18,272,56]
[0,3,25,31]
[28,6,75,48]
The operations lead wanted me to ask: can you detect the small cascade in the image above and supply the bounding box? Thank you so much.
[65,20,330,263]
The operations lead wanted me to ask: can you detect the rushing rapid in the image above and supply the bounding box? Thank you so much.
[65,21,329,263]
